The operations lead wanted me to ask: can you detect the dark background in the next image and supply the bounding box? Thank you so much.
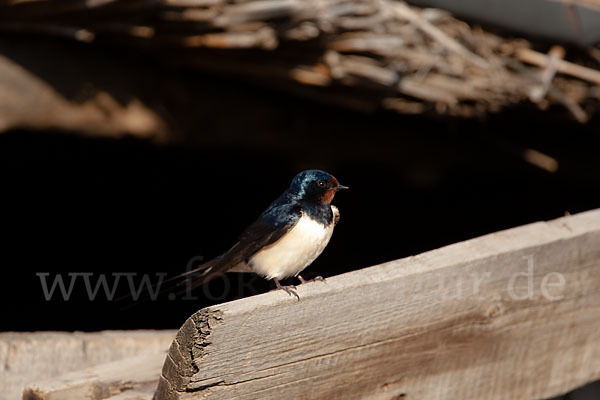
[1,42,599,332]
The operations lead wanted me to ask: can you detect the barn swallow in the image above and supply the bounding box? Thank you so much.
[181,170,347,298]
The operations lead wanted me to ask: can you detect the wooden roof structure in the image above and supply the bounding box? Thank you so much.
[0,0,599,129]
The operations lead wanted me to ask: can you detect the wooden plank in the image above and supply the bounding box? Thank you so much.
[0,330,175,400]
[22,352,165,400]
[157,209,600,400]
[408,0,600,45]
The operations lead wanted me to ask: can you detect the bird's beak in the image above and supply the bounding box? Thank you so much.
[335,184,349,191]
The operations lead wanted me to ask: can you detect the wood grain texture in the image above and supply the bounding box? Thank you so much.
[157,209,600,400]
[0,330,175,400]
[23,352,167,400]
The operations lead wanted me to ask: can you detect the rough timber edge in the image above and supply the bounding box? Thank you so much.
[155,208,600,399]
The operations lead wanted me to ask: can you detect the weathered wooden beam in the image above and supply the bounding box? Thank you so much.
[0,330,175,400]
[157,209,600,400]
[23,352,166,400]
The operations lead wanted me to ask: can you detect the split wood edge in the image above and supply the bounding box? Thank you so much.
[157,209,600,400]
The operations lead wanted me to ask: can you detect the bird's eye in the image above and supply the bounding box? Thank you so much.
[317,180,326,188]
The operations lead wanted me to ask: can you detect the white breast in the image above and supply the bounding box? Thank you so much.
[249,212,335,280]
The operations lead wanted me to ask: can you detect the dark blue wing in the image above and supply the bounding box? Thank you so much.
[180,199,302,287]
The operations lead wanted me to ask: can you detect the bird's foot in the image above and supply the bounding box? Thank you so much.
[273,278,299,300]
[297,275,326,284]
[279,285,299,300]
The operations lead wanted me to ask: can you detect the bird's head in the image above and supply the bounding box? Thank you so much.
[288,169,348,205]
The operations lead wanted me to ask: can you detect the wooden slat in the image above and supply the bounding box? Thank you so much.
[0,330,176,400]
[157,209,600,400]
[23,352,166,400]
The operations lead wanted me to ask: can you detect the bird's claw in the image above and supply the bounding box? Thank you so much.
[280,285,299,300]
[273,278,299,300]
